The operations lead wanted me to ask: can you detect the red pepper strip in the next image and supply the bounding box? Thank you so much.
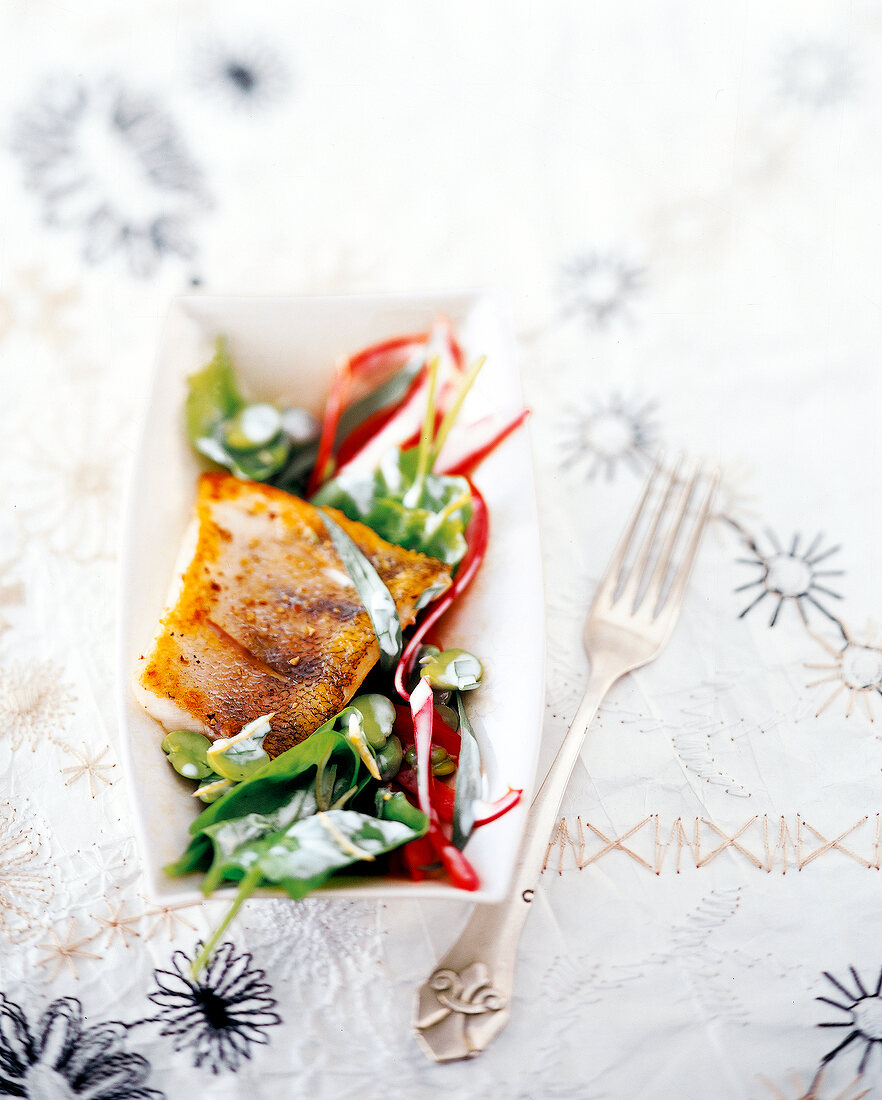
[427,824,480,890]
[437,316,464,369]
[394,766,455,822]
[436,408,530,479]
[473,787,523,827]
[347,331,428,381]
[394,480,489,701]
[307,331,428,495]
[399,682,480,890]
[392,704,460,757]
[401,835,436,880]
[307,358,351,495]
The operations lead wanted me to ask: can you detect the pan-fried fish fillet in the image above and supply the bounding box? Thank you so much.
[133,472,451,757]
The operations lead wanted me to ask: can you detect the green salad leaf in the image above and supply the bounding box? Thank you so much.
[185,336,317,485]
[313,447,473,565]
[185,336,245,447]
[171,719,429,977]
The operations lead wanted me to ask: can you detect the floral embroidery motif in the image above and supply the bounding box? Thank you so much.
[0,993,163,1098]
[805,626,882,722]
[735,529,843,627]
[559,393,658,481]
[35,918,101,980]
[6,400,126,563]
[0,267,80,349]
[558,252,645,330]
[12,76,208,277]
[0,660,75,751]
[818,967,882,1074]
[193,37,290,109]
[89,898,142,948]
[141,900,200,942]
[0,804,53,944]
[61,743,116,797]
[238,897,380,991]
[147,941,281,1073]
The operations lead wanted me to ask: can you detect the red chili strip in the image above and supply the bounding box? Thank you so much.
[427,824,480,891]
[401,835,436,880]
[307,331,428,495]
[439,408,530,479]
[348,331,428,379]
[473,787,523,827]
[394,480,489,701]
[394,766,455,823]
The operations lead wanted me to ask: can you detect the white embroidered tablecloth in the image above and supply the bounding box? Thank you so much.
[2,2,881,1097]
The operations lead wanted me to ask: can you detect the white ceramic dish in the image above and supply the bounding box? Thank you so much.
[118,288,544,904]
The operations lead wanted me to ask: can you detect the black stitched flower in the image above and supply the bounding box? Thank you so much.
[0,993,162,1098]
[11,76,208,278]
[147,941,281,1074]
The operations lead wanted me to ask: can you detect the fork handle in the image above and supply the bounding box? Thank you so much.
[413,664,619,1062]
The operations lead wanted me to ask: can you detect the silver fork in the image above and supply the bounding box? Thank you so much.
[414,457,718,1062]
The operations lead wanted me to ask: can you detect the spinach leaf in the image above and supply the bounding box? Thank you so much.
[166,724,360,878]
[318,511,403,671]
[188,803,428,976]
[312,447,473,565]
[239,809,424,898]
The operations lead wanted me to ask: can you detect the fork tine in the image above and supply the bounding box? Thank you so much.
[619,455,683,610]
[594,453,664,606]
[638,460,701,613]
[657,468,719,616]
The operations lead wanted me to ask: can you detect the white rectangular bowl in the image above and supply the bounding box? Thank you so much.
[118,288,544,903]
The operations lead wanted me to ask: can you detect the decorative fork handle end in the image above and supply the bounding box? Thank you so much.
[414,961,511,1062]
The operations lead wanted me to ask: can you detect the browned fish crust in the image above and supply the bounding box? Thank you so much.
[136,472,452,756]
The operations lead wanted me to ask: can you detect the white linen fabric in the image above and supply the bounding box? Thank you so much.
[1,2,881,1097]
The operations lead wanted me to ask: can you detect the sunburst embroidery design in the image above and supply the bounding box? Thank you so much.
[818,967,882,1074]
[61,743,115,797]
[0,804,54,944]
[12,76,208,277]
[90,898,142,948]
[142,900,201,942]
[559,394,658,481]
[735,531,843,627]
[35,918,101,981]
[0,661,75,751]
[759,1067,869,1100]
[558,252,645,329]
[805,626,882,722]
[8,401,126,563]
[774,41,855,110]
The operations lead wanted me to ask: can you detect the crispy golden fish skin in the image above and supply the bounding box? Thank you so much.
[133,472,452,757]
